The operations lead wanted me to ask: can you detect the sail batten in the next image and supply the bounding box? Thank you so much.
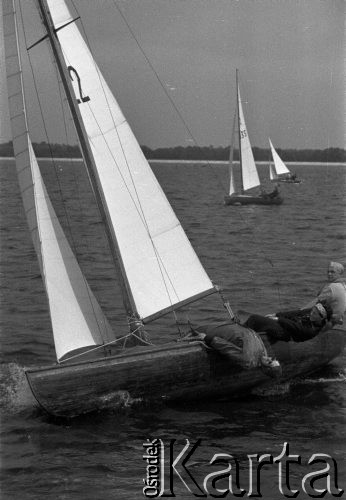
[46,0,214,321]
[3,0,115,361]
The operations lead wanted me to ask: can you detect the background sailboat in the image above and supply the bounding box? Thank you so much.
[2,1,344,417]
[269,138,301,183]
[224,70,283,206]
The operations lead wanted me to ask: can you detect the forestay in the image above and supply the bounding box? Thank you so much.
[269,138,290,176]
[237,88,260,192]
[47,0,214,322]
[3,0,114,360]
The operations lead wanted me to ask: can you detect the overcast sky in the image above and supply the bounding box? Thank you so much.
[1,0,344,150]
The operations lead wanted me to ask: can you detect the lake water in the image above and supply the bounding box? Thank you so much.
[0,159,345,499]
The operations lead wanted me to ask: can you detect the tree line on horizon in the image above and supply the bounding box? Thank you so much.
[0,140,345,163]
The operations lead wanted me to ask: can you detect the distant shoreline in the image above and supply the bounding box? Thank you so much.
[149,160,346,167]
[1,157,345,166]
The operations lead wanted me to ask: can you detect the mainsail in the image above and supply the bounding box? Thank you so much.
[228,110,237,196]
[237,88,260,192]
[0,5,10,143]
[45,0,214,322]
[3,0,114,360]
[269,138,290,176]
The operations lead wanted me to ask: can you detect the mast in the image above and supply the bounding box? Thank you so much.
[34,0,140,331]
[236,69,244,193]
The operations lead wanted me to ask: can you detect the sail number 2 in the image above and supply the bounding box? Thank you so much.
[240,130,247,139]
[68,66,90,104]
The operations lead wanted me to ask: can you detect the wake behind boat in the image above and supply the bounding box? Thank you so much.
[269,138,302,183]
[2,0,344,418]
[224,70,283,206]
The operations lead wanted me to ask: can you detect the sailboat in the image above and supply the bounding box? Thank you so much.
[2,0,345,418]
[269,138,301,183]
[224,71,283,206]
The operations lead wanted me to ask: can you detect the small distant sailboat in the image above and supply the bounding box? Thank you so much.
[269,138,301,184]
[224,71,283,206]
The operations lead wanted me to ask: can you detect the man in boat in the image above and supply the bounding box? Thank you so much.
[269,185,280,198]
[260,185,280,199]
[189,321,282,378]
[303,261,346,326]
[242,301,333,343]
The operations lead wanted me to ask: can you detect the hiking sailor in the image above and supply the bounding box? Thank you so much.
[303,261,346,326]
[190,321,282,379]
[243,301,333,343]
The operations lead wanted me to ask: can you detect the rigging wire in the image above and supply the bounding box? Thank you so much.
[108,0,226,195]
[26,0,172,339]
[107,0,284,309]
[67,0,207,329]
[59,322,153,364]
[54,71,116,346]
[32,0,282,320]
[19,3,77,255]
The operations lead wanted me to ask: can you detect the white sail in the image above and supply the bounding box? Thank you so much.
[228,110,237,196]
[0,3,10,143]
[3,0,114,361]
[269,138,290,176]
[46,0,214,322]
[237,88,260,192]
[228,165,235,196]
[269,163,278,181]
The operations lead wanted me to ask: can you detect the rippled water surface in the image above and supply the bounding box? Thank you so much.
[1,159,345,499]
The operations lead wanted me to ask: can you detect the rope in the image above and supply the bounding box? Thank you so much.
[18,3,113,345]
[67,1,189,327]
[36,1,283,325]
[107,2,284,309]
[127,331,153,346]
[214,285,238,322]
[59,333,132,363]
[59,322,153,364]
[125,315,152,346]
[109,0,226,195]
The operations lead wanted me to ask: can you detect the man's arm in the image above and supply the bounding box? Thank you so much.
[300,298,318,310]
[300,283,330,310]
[276,307,311,319]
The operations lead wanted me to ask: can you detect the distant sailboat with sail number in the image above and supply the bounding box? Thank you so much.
[224,70,283,206]
[2,0,344,417]
[269,138,301,184]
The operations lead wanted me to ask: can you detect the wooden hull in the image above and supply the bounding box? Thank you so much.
[26,329,346,417]
[270,178,301,184]
[280,180,301,184]
[224,194,283,205]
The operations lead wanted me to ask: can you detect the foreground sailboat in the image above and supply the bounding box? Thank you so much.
[269,138,301,183]
[2,1,345,417]
[224,71,283,206]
